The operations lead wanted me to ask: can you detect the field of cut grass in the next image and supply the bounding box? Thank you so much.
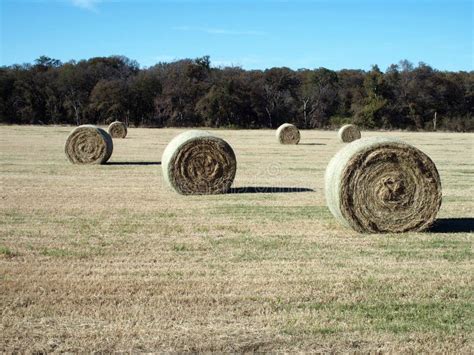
[1,125,473,352]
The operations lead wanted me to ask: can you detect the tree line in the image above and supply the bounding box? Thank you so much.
[0,55,472,131]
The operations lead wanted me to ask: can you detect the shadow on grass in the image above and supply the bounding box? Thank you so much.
[228,186,314,194]
[430,218,474,233]
[106,161,161,166]
[298,143,326,146]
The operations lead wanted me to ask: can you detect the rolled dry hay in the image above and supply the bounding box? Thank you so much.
[108,121,127,138]
[276,123,300,144]
[338,124,361,143]
[162,130,237,195]
[325,137,442,233]
[65,125,113,164]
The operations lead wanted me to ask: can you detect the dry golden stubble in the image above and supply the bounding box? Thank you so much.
[2,126,472,353]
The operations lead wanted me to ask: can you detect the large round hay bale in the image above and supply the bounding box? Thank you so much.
[108,121,127,138]
[162,130,237,195]
[338,124,361,143]
[276,123,300,144]
[65,125,113,164]
[325,137,442,233]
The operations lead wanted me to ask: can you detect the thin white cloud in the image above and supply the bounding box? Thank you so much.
[212,56,264,68]
[212,59,236,67]
[154,55,179,62]
[141,55,264,68]
[139,55,182,67]
[70,0,102,11]
[173,26,266,36]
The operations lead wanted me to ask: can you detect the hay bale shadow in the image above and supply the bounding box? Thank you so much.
[430,218,474,233]
[106,161,161,166]
[228,186,314,194]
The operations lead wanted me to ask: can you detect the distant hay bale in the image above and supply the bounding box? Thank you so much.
[276,123,300,144]
[65,125,113,164]
[108,121,127,138]
[325,137,442,233]
[162,130,237,195]
[338,124,361,143]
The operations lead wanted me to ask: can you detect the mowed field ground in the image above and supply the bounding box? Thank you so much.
[1,125,473,352]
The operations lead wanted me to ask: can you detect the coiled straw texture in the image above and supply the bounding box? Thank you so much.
[65,125,113,164]
[162,130,237,195]
[325,137,442,233]
[108,121,127,138]
[338,124,361,143]
[276,123,300,144]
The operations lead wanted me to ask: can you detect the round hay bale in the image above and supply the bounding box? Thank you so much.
[325,137,442,233]
[338,124,361,143]
[65,125,113,164]
[276,123,300,144]
[108,121,127,138]
[162,130,237,195]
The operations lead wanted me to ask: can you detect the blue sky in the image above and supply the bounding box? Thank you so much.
[1,0,472,71]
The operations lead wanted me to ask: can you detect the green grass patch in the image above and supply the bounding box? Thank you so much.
[39,247,104,259]
[441,248,472,262]
[172,243,190,252]
[0,245,18,257]
[214,204,331,221]
[377,237,472,262]
[214,225,251,234]
[194,226,211,233]
[0,211,27,225]
[344,302,473,333]
[282,301,473,335]
[206,234,327,262]
[40,248,76,257]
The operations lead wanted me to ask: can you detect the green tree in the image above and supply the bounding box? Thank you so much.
[355,65,388,128]
[299,68,339,128]
[196,79,253,127]
[128,71,162,126]
[89,79,129,123]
